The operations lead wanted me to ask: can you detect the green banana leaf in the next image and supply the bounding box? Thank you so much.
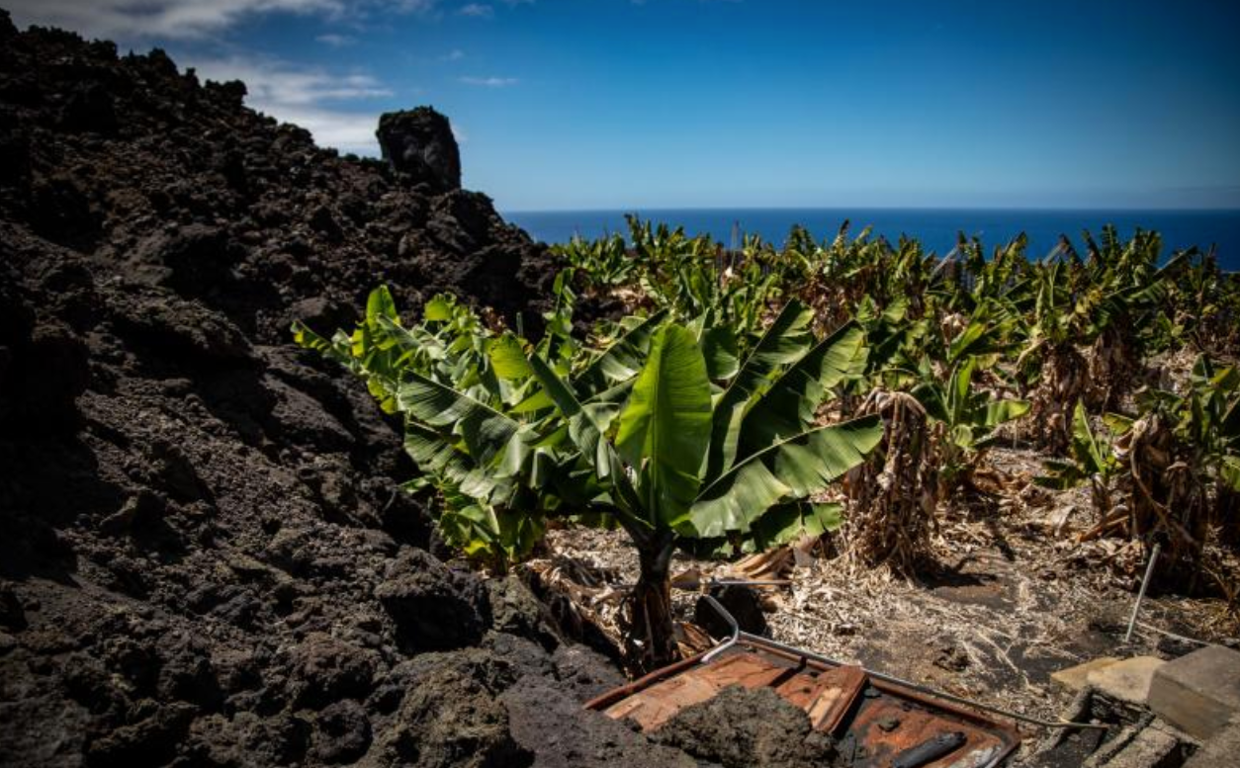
[750,501,844,550]
[615,325,714,528]
[573,309,668,398]
[706,300,815,479]
[526,352,645,527]
[735,320,868,459]
[396,373,522,468]
[687,415,882,537]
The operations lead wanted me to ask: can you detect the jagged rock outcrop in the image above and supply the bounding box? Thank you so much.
[377,107,462,192]
[0,9,724,768]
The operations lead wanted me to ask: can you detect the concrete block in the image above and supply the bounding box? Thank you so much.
[1088,657,1166,706]
[1053,657,1122,692]
[1149,646,1240,741]
[1184,716,1240,768]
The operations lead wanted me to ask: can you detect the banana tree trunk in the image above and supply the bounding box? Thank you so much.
[625,531,676,673]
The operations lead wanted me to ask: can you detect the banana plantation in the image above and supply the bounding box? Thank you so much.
[295,217,1240,673]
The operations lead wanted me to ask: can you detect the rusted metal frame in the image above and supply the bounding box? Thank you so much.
[840,682,1015,768]
[692,590,1103,732]
[588,596,1104,748]
[725,639,1020,743]
[583,650,713,711]
[715,630,1107,732]
[589,636,1016,768]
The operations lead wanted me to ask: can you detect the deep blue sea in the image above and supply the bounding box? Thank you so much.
[504,208,1240,271]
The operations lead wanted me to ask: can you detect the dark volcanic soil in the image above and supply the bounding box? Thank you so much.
[0,10,704,767]
[651,685,840,768]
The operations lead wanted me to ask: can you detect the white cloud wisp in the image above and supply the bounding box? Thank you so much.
[459,75,517,87]
[6,0,438,41]
[458,3,494,19]
[194,56,392,155]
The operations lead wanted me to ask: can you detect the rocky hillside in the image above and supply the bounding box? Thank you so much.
[0,10,709,767]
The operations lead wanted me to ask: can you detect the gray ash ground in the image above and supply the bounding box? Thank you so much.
[0,9,721,767]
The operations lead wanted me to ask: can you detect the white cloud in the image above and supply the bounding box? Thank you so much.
[195,57,391,104]
[8,0,338,40]
[440,48,466,61]
[6,2,444,157]
[458,3,494,19]
[316,32,357,46]
[193,56,392,154]
[265,106,383,154]
[6,0,439,41]
[459,75,518,87]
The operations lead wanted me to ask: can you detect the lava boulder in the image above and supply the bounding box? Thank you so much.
[376,107,462,191]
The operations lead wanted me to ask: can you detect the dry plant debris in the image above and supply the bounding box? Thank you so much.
[539,444,1239,764]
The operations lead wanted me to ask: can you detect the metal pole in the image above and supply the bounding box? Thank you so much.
[699,595,740,664]
[1125,542,1161,644]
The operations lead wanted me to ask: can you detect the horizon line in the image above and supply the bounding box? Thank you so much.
[501,204,1240,215]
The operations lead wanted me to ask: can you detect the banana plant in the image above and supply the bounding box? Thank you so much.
[621,215,787,347]
[1034,401,1123,518]
[525,301,881,669]
[1136,357,1240,501]
[537,268,581,373]
[554,232,636,289]
[913,354,1030,489]
[1154,249,1240,357]
[298,289,880,670]
[1035,359,1239,566]
[294,287,556,568]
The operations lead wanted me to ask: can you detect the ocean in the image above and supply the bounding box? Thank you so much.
[504,208,1240,271]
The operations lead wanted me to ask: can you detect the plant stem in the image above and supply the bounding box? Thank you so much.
[626,530,676,673]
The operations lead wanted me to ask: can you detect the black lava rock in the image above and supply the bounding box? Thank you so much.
[376,107,462,191]
[375,548,489,651]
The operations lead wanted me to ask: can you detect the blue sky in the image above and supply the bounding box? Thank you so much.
[8,0,1240,211]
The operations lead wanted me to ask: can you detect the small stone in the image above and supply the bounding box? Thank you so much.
[1051,657,1121,692]
[1087,656,1165,705]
